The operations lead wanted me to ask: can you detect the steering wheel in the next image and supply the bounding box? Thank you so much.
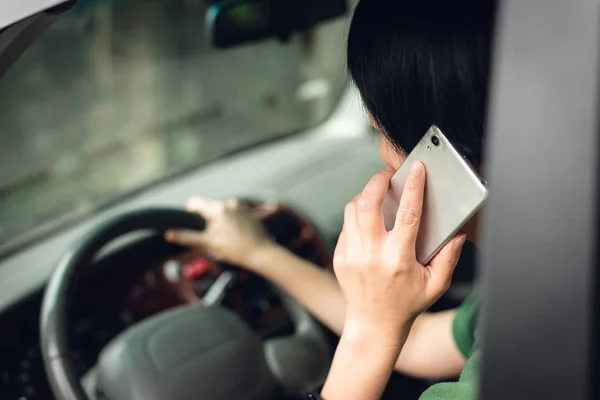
[40,207,332,400]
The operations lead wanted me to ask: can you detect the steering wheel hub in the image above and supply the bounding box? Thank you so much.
[95,305,277,400]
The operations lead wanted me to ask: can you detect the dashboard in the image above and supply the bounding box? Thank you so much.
[0,204,333,400]
[0,88,476,400]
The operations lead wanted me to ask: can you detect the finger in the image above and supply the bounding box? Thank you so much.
[392,161,426,251]
[223,198,239,210]
[427,234,468,294]
[164,229,207,247]
[186,197,225,219]
[356,170,393,235]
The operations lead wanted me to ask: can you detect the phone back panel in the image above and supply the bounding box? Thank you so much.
[381,126,488,264]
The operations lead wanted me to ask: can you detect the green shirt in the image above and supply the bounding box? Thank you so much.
[419,295,478,400]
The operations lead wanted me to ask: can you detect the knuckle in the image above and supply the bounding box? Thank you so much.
[386,260,409,275]
[333,252,350,267]
[344,252,373,269]
[215,202,226,214]
[224,198,238,210]
[344,201,356,215]
[363,258,379,270]
[397,207,421,227]
[356,195,377,214]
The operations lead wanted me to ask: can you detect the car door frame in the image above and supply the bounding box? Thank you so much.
[478,0,599,399]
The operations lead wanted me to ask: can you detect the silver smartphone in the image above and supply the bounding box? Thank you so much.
[381,125,488,265]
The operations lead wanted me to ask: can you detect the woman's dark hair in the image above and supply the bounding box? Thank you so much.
[347,0,497,164]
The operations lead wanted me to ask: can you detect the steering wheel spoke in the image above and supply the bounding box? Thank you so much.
[201,270,237,306]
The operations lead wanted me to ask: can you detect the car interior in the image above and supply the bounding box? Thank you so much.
[4,0,592,399]
[0,1,480,398]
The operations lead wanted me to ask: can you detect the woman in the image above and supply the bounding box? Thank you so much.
[166,1,496,398]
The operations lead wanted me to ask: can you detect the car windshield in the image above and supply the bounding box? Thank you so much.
[0,0,347,254]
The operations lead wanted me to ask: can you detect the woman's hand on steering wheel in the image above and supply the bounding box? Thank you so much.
[165,197,274,268]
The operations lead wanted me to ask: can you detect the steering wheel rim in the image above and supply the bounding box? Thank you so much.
[41,207,332,400]
[40,208,206,400]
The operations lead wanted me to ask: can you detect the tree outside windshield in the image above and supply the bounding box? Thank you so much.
[0,0,348,254]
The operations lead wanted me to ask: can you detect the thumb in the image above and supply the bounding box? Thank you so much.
[186,197,225,219]
[427,234,468,292]
[165,229,207,247]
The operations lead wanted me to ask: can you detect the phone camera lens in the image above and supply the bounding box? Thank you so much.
[431,136,440,146]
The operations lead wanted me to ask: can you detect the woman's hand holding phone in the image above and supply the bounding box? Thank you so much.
[321,162,467,400]
[335,161,467,338]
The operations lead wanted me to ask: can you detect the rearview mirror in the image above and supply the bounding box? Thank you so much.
[206,0,347,49]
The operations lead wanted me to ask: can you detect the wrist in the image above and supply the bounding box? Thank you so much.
[322,323,408,400]
[342,314,414,350]
[244,241,283,271]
